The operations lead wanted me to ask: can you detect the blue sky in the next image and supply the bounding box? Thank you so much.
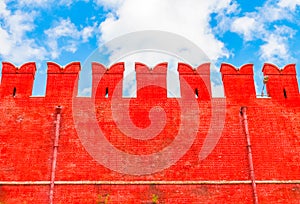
[0,0,299,97]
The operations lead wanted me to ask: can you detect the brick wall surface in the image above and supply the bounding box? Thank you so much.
[0,62,299,203]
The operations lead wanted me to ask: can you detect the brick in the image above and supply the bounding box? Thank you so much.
[0,61,299,203]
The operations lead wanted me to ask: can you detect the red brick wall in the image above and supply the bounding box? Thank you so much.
[0,62,299,203]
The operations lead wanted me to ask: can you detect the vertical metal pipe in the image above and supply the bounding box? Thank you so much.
[49,106,62,204]
[240,107,259,204]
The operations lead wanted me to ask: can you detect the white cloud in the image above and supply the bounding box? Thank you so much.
[0,1,97,66]
[17,0,54,7]
[7,10,36,41]
[0,2,47,64]
[15,0,77,7]
[260,36,287,63]
[45,18,96,59]
[230,16,262,41]
[218,0,299,65]
[82,25,96,42]
[260,25,295,64]
[46,19,80,38]
[278,0,300,11]
[98,0,237,62]
[0,1,10,18]
[260,3,293,22]
[94,0,125,10]
[228,1,294,40]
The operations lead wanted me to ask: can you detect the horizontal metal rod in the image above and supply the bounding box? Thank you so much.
[0,180,299,185]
